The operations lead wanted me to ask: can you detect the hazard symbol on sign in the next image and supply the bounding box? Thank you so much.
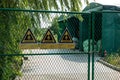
[21,29,37,43]
[59,28,73,43]
[41,29,56,43]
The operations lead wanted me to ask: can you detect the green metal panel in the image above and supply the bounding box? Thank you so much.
[80,14,90,51]
[102,29,115,52]
[102,12,120,53]
[81,14,89,41]
[93,11,120,80]
[102,12,114,53]
[115,30,120,50]
[58,13,91,50]
[58,16,81,49]
[66,17,80,38]
[58,17,79,38]
[58,20,66,40]
[114,13,120,51]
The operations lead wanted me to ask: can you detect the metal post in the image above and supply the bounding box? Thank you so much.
[88,53,90,80]
[88,14,91,80]
[92,12,95,80]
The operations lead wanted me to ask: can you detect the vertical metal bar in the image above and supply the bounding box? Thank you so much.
[88,53,90,80]
[88,13,91,53]
[88,14,91,80]
[79,17,83,51]
[92,12,95,80]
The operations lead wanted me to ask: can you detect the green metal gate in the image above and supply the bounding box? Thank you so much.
[92,11,120,80]
[0,9,91,80]
[1,8,119,80]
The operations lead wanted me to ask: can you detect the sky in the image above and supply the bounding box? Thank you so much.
[94,0,120,6]
[82,0,120,9]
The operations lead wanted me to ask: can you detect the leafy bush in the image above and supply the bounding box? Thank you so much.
[0,11,24,79]
[104,53,120,67]
[0,6,30,80]
[0,56,23,80]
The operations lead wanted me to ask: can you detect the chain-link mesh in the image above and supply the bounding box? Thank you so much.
[92,12,120,80]
[0,52,89,80]
[1,8,120,80]
[20,52,88,80]
[0,9,91,80]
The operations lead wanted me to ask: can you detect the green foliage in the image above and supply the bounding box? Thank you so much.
[19,0,88,11]
[0,1,31,79]
[50,17,60,35]
[83,39,97,52]
[0,56,23,80]
[0,11,24,80]
[104,53,120,67]
[0,9,46,80]
[34,28,47,42]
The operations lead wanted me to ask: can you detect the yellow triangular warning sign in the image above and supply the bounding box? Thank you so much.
[21,29,37,43]
[41,29,56,43]
[59,28,73,43]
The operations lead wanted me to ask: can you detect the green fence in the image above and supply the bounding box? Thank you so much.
[0,8,91,80]
[92,12,120,80]
[0,52,90,80]
[0,8,120,80]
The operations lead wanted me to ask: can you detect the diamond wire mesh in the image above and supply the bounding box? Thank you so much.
[0,10,90,80]
[93,12,120,80]
[15,50,89,80]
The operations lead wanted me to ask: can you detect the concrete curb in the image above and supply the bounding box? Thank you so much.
[98,59,120,72]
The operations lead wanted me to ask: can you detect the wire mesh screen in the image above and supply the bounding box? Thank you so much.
[92,12,120,80]
[1,51,89,80]
[0,9,91,80]
[21,53,88,80]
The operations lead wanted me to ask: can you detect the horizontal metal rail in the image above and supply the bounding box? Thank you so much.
[0,52,89,56]
[0,8,90,14]
[91,11,120,13]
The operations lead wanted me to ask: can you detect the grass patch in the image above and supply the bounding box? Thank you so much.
[103,53,120,68]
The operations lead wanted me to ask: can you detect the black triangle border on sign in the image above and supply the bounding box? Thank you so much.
[59,28,73,43]
[21,29,37,43]
[41,29,56,43]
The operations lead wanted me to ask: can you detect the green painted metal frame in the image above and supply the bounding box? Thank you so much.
[0,52,91,80]
[0,8,89,14]
[91,11,120,80]
[88,14,91,80]
[91,12,95,80]
[0,8,91,80]
[0,52,89,56]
